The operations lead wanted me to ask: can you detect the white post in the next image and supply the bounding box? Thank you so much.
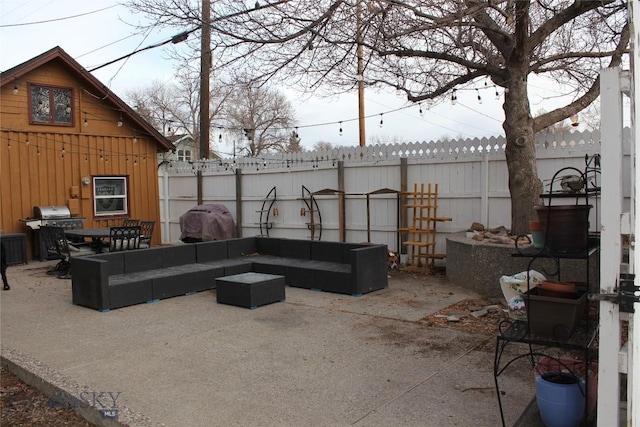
[598,67,626,426]
[631,1,640,423]
[480,152,489,227]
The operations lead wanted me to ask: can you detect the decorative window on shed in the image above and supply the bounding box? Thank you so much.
[93,177,129,217]
[177,149,192,162]
[29,84,73,126]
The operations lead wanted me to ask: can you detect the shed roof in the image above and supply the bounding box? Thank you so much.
[0,46,174,152]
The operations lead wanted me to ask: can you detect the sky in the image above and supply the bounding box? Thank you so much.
[0,0,578,153]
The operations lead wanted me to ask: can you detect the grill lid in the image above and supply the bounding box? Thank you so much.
[33,205,72,219]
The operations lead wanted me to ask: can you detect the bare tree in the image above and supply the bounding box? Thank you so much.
[125,0,629,234]
[126,71,232,158]
[225,84,297,157]
[313,141,334,151]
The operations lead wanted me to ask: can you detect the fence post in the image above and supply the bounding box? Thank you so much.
[400,157,408,255]
[338,160,345,242]
[235,168,242,237]
[481,151,489,227]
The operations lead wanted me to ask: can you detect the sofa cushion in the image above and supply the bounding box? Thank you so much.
[256,237,280,256]
[124,247,163,273]
[196,240,228,263]
[162,244,197,268]
[311,241,350,263]
[227,237,257,257]
[279,239,311,260]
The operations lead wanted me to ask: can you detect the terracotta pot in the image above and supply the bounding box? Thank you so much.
[539,281,577,299]
[529,220,543,232]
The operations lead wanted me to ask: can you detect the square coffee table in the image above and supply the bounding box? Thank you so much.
[215,272,286,309]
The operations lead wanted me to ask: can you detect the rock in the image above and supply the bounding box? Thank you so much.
[470,308,488,318]
[469,222,485,231]
[447,315,463,322]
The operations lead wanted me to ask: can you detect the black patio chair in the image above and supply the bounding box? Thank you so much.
[139,221,155,248]
[109,226,141,252]
[122,219,140,227]
[39,226,94,278]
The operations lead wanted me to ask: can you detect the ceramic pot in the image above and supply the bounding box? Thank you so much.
[529,220,545,248]
[536,371,585,427]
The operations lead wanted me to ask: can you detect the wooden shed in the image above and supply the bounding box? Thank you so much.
[0,46,173,260]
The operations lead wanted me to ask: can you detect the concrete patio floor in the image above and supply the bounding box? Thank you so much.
[1,260,536,426]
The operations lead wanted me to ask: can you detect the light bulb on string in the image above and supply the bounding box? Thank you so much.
[494,86,500,100]
[83,113,88,127]
[25,133,29,145]
[419,103,424,117]
[339,122,343,136]
[451,89,457,105]
[476,89,482,104]
[12,85,18,95]
[379,113,384,128]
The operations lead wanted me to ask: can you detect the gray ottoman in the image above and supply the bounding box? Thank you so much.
[216,272,285,309]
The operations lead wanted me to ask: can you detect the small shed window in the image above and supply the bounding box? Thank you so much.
[29,84,73,126]
[177,149,192,162]
[93,177,129,217]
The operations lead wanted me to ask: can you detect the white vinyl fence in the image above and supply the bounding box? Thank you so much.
[159,129,629,262]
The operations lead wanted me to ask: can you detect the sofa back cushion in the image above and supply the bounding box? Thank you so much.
[279,239,311,260]
[227,237,257,258]
[196,240,228,263]
[256,237,280,256]
[161,244,197,268]
[311,241,362,263]
[124,247,164,273]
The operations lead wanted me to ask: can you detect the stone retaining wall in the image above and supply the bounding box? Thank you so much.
[446,232,600,298]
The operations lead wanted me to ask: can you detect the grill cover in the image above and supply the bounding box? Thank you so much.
[33,205,72,219]
[179,204,236,243]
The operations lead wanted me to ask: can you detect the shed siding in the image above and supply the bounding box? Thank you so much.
[1,58,163,258]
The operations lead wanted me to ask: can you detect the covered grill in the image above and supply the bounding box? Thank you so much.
[21,205,85,260]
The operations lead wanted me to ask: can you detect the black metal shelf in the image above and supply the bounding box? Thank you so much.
[512,241,600,260]
[494,155,600,427]
[497,320,598,350]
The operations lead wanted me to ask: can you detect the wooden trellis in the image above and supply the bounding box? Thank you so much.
[399,183,451,269]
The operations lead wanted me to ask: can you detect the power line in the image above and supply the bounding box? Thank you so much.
[0,4,119,27]
[88,28,199,72]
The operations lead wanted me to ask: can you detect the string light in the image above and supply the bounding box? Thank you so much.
[379,113,384,128]
[25,133,29,145]
[83,113,88,127]
[495,86,500,100]
[476,89,482,104]
[13,85,18,95]
[117,114,123,127]
[451,89,457,105]
[419,103,424,117]
[339,122,343,136]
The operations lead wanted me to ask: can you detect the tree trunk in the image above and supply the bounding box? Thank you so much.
[503,71,543,236]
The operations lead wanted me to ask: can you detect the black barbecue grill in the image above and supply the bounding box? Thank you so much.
[20,205,86,260]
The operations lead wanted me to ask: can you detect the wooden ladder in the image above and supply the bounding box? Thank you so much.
[399,183,451,269]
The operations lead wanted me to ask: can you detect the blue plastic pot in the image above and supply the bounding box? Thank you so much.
[535,372,585,427]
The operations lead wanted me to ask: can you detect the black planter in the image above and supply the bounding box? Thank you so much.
[535,205,592,253]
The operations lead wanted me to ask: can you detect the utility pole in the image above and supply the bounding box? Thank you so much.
[356,0,365,147]
[198,0,211,204]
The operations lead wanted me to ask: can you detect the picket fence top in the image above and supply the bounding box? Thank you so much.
[164,128,622,174]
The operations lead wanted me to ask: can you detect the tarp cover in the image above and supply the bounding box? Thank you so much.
[179,204,236,243]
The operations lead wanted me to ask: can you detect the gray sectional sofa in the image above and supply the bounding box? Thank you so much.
[71,236,388,312]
